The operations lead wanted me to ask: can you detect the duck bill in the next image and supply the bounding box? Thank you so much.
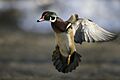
[37,18,44,22]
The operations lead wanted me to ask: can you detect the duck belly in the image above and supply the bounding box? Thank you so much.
[55,32,72,57]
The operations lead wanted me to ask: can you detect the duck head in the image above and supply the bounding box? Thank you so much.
[37,11,57,23]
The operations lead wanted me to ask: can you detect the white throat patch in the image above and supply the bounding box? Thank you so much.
[50,17,57,22]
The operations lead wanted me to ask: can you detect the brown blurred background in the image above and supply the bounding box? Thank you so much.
[0,0,120,80]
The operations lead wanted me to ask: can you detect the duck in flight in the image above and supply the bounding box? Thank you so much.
[37,11,116,73]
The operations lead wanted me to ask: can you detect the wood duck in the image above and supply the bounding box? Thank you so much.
[37,11,116,73]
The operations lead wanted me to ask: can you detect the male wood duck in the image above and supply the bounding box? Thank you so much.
[37,11,116,73]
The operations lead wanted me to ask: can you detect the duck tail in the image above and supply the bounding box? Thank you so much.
[52,46,81,73]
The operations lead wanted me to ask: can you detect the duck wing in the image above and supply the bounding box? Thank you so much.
[72,18,117,44]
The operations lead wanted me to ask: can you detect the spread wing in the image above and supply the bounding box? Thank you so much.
[73,19,117,44]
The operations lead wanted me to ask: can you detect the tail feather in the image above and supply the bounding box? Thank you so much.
[52,48,81,73]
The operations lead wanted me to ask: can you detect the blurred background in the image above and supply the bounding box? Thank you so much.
[0,0,120,80]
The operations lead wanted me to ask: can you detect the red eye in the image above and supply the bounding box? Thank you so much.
[40,16,44,19]
[41,13,48,19]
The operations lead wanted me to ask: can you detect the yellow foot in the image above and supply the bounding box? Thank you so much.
[67,55,71,65]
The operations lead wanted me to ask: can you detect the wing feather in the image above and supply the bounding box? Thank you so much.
[74,19,116,44]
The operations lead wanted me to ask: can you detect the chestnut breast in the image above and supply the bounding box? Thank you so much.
[51,18,69,33]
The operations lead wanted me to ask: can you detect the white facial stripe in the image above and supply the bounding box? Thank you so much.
[50,17,57,22]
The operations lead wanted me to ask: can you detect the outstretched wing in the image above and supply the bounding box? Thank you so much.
[74,19,117,44]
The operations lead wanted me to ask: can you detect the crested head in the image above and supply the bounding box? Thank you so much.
[37,11,58,22]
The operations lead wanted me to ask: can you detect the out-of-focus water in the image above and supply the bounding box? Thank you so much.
[0,30,120,80]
